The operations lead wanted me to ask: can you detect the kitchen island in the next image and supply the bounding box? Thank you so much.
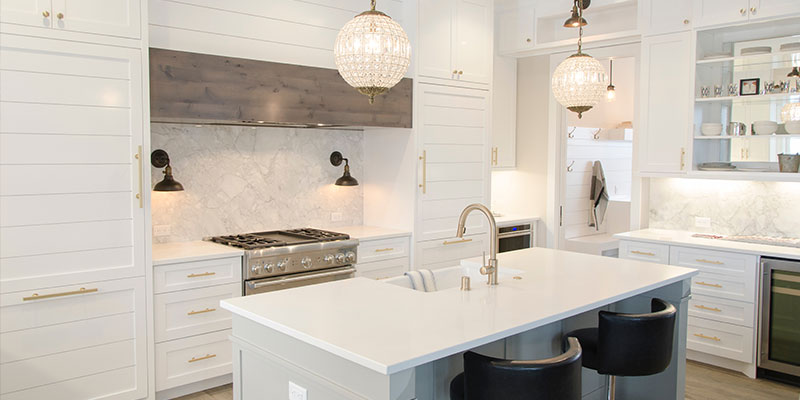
[220,247,698,400]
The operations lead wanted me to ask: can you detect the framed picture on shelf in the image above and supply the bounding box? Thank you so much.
[740,78,760,96]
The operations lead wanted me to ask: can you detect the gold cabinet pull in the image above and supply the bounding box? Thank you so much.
[750,7,756,13]
[680,147,686,170]
[740,8,746,15]
[696,281,723,288]
[458,70,463,75]
[187,308,216,316]
[135,146,143,208]
[375,248,394,253]
[418,150,427,194]
[694,305,722,312]
[631,250,655,256]
[56,12,64,19]
[42,10,50,17]
[188,354,217,363]
[23,287,97,301]
[683,19,690,25]
[187,272,216,278]
[491,147,498,166]
[443,238,473,246]
[694,333,721,342]
[696,258,723,265]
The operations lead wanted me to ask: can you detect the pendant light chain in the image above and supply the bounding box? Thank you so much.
[371,0,376,11]
[577,0,584,54]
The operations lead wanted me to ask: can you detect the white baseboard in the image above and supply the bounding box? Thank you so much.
[687,350,757,379]
[156,374,232,400]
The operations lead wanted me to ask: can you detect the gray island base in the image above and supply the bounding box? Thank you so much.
[221,248,697,400]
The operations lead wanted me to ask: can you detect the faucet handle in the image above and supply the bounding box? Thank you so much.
[479,252,489,275]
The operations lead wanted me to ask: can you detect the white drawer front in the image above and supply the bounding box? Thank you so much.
[692,271,754,303]
[156,330,233,392]
[356,257,409,280]
[155,283,240,343]
[670,246,757,278]
[419,234,489,270]
[687,316,754,363]
[619,241,670,264]
[0,277,146,397]
[154,256,241,294]
[357,236,410,264]
[689,295,755,328]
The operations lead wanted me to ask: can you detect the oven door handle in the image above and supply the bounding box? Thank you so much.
[498,231,532,239]
[247,267,356,290]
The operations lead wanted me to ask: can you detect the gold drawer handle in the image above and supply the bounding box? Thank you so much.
[694,305,722,312]
[375,248,395,253]
[694,333,721,342]
[187,308,216,316]
[444,238,473,246]
[696,258,723,265]
[696,281,723,288]
[419,150,427,194]
[23,287,97,301]
[135,146,143,208]
[187,272,216,278]
[188,354,217,363]
[631,250,655,256]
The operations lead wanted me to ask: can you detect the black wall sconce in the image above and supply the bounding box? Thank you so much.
[151,149,184,191]
[330,151,358,186]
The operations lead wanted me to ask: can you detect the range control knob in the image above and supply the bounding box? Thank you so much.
[264,263,275,273]
[335,253,346,263]
[323,254,335,264]
[301,257,312,269]
[250,264,262,274]
[276,259,288,271]
[345,251,357,263]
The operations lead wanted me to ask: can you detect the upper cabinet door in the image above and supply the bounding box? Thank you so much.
[52,0,141,39]
[639,32,692,174]
[693,0,749,28]
[641,0,692,36]
[0,0,53,28]
[749,0,800,21]
[418,0,455,81]
[454,0,491,84]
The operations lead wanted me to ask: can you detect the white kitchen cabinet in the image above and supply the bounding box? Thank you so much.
[156,329,233,392]
[641,0,692,36]
[495,3,534,55]
[0,0,140,39]
[638,31,692,174]
[417,233,491,271]
[491,54,517,169]
[418,0,492,85]
[354,235,411,280]
[693,0,799,28]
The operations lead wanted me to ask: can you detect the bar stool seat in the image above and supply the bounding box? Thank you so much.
[564,298,677,400]
[449,337,582,400]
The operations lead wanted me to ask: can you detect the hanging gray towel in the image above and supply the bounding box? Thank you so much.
[588,160,609,230]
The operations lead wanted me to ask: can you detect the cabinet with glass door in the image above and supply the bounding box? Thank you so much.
[692,20,800,178]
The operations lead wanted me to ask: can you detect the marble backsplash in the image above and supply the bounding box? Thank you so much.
[150,124,364,243]
[648,178,800,238]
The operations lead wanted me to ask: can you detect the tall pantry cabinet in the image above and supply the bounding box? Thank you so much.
[0,1,152,399]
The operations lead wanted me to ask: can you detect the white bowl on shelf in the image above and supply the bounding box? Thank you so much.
[753,120,778,135]
[786,120,800,134]
[700,123,723,136]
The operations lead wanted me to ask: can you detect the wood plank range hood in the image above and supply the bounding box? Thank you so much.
[149,48,412,129]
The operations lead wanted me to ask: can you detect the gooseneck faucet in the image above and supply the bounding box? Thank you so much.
[456,203,499,285]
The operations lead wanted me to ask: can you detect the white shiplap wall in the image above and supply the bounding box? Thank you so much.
[563,127,633,239]
[149,0,409,69]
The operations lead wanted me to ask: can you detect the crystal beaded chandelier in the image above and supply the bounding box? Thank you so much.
[334,0,411,104]
[551,0,607,118]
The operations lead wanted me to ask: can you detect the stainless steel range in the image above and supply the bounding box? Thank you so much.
[207,228,358,295]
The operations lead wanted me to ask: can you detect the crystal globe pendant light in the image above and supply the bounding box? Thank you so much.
[334,0,411,104]
[551,0,607,119]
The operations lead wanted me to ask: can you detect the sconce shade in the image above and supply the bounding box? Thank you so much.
[151,149,184,192]
[330,151,359,186]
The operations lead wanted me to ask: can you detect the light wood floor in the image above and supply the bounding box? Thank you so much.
[175,361,800,400]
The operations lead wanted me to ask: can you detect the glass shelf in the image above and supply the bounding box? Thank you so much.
[696,49,800,67]
[696,93,800,103]
[694,134,800,140]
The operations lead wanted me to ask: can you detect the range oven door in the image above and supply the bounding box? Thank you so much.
[245,266,355,296]
[759,257,800,378]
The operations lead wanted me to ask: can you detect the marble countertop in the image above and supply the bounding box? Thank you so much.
[331,225,411,241]
[493,214,540,227]
[153,240,244,266]
[614,229,800,260]
[220,247,697,375]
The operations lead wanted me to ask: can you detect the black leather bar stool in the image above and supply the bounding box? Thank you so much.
[449,337,582,400]
[564,298,677,400]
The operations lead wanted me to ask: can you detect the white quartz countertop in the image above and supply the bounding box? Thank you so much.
[494,214,540,227]
[614,229,800,260]
[331,225,411,241]
[221,247,697,375]
[153,240,244,266]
